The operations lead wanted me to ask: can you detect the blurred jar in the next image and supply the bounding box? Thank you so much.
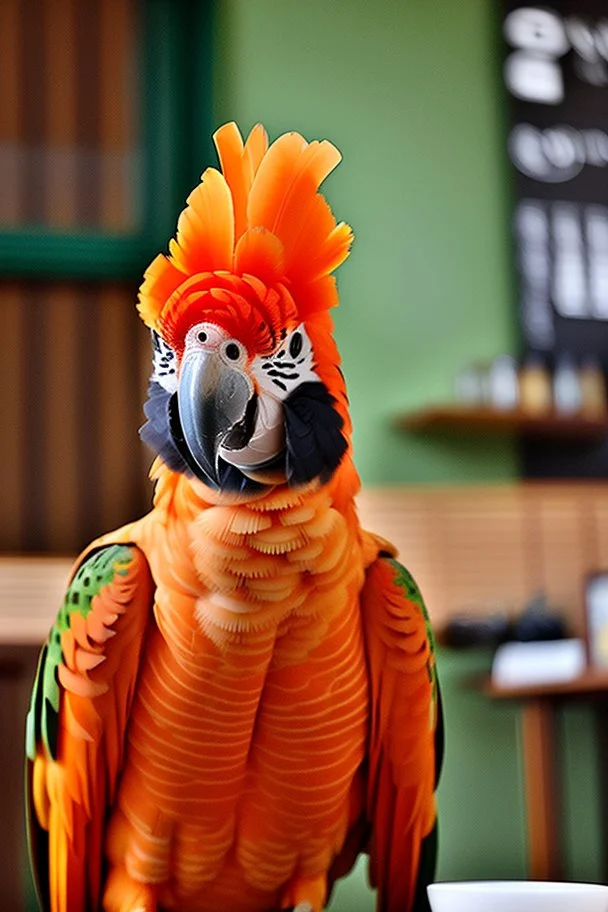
[454,363,488,405]
[488,354,519,410]
[553,353,582,414]
[519,354,552,414]
[579,355,607,417]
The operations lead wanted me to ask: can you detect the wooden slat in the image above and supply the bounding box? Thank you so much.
[0,0,22,225]
[0,0,21,142]
[0,285,25,549]
[441,489,529,618]
[521,490,546,596]
[72,286,103,547]
[98,285,140,533]
[99,0,138,229]
[44,285,80,551]
[592,494,608,572]
[74,285,148,547]
[536,489,589,637]
[20,0,47,224]
[1,280,153,555]
[0,557,73,643]
[2,0,139,231]
[44,0,78,228]
[21,284,50,551]
[74,0,102,225]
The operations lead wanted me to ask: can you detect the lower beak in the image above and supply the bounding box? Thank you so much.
[177,350,252,486]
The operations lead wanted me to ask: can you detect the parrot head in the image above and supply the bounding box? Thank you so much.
[138,123,355,496]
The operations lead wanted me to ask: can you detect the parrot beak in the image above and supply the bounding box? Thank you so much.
[177,350,255,486]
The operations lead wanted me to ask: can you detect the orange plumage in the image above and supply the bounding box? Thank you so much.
[26,123,442,912]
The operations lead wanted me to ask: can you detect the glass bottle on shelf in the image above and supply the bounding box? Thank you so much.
[488,354,519,411]
[553,353,582,415]
[579,356,607,417]
[455,363,488,406]
[519,353,552,414]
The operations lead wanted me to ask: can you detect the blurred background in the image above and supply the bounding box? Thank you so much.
[3,0,608,909]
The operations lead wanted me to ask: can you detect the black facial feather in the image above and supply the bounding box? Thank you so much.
[283,382,348,486]
[139,381,191,475]
[217,460,265,494]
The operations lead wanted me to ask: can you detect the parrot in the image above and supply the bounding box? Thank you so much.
[25,122,443,912]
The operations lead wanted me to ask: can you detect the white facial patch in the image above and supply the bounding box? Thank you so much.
[218,393,285,471]
[251,324,319,401]
[219,325,319,474]
[151,330,178,394]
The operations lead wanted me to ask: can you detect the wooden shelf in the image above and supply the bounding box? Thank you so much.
[482,669,608,701]
[396,405,608,439]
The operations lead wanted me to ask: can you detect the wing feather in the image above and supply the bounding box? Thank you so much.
[25,544,154,912]
[360,556,442,912]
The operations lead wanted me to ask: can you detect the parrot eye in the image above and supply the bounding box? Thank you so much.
[289,332,303,359]
[222,340,245,363]
[197,330,208,343]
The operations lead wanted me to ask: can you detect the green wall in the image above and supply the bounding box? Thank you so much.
[213,0,520,485]
[212,3,602,908]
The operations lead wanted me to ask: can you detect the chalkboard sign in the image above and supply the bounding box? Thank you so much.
[502,1,608,476]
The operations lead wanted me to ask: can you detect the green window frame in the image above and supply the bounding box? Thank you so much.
[0,0,214,281]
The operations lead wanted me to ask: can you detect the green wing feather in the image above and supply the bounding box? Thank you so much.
[26,544,135,764]
[25,543,153,912]
[389,560,443,787]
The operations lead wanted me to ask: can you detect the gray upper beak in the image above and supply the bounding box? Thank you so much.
[177,349,252,485]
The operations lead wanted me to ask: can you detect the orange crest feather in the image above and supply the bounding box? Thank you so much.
[137,122,353,343]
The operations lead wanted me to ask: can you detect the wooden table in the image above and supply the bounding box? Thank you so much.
[485,672,608,882]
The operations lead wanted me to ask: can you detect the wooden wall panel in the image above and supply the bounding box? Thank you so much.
[44,0,78,228]
[0,285,25,547]
[100,0,139,230]
[44,286,81,548]
[593,496,608,570]
[98,285,152,533]
[20,0,47,224]
[0,556,73,643]
[357,483,608,636]
[534,490,590,635]
[0,0,141,230]
[1,281,151,555]
[440,492,527,618]
[0,0,21,225]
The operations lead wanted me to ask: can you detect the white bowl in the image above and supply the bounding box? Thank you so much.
[427,881,608,912]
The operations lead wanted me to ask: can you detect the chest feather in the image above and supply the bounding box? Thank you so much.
[163,489,365,653]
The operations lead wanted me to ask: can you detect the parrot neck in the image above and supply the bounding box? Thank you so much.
[149,454,361,518]
[143,461,366,654]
